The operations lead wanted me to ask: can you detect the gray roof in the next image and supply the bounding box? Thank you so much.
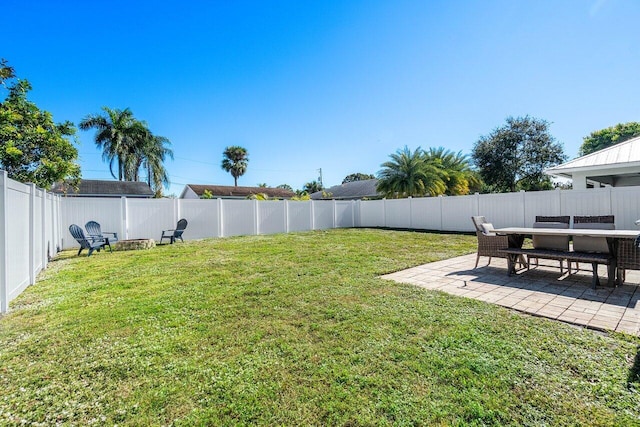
[51,180,154,197]
[311,179,381,200]
[546,135,640,176]
[183,184,295,199]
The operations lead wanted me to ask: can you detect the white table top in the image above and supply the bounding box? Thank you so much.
[494,227,640,239]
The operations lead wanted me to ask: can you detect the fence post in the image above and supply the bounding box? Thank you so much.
[408,197,413,229]
[332,200,337,229]
[29,183,36,285]
[351,200,356,227]
[438,195,443,231]
[42,189,47,268]
[284,200,289,233]
[0,171,7,313]
[218,198,224,237]
[520,190,526,228]
[121,197,129,240]
[310,200,315,230]
[383,199,387,227]
[253,199,259,235]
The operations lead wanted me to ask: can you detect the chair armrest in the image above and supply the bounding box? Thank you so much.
[103,232,118,240]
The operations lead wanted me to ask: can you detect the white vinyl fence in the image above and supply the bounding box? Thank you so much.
[0,171,62,313]
[59,198,358,249]
[358,187,640,232]
[6,173,640,313]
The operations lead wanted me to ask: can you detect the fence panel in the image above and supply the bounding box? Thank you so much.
[478,192,525,228]
[523,190,561,226]
[384,199,411,228]
[335,201,354,228]
[611,186,640,229]
[33,189,43,274]
[6,180,31,302]
[60,197,124,247]
[561,188,611,217]
[359,199,385,227]
[410,197,441,230]
[287,201,312,232]
[127,199,175,240]
[258,201,286,235]
[179,199,220,239]
[222,200,255,237]
[313,201,334,230]
[441,195,478,232]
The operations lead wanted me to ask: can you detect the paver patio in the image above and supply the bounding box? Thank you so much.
[382,254,640,336]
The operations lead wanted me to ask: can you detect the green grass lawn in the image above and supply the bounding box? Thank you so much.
[1,228,639,426]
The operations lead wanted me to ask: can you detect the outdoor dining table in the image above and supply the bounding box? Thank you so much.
[493,227,640,286]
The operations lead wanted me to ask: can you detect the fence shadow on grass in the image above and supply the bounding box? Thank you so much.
[629,347,640,388]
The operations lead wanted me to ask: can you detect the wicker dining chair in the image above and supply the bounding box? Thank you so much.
[471,216,510,268]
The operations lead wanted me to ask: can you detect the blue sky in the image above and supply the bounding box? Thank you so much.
[3,0,640,195]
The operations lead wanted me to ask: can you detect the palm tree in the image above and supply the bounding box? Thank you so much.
[79,107,143,181]
[423,147,482,195]
[140,132,173,197]
[376,146,446,198]
[303,181,323,194]
[221,146,249,186]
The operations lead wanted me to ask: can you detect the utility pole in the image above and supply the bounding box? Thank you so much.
[317,168,323,188]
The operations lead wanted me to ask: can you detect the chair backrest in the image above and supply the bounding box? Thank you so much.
[69,224,90,248]
[532,216,570,251]
[573,215,614,225]
[471,216,487,232]
[174,218,188,238]
[535,215,570,224]
[85,221,102,237]
[573,215,615,253]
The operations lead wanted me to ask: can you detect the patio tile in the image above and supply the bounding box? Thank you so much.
[382,253,640,336]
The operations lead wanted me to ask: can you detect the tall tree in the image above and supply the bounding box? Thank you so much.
[79,107,143,181]
[376,146,446,198]
[0,59,80,188]
[472,116,566,193]
[342,172,375,184]
[423,147,482,195]
[579,122,640,156]
[221,146,249,186]
[139,132,173,197]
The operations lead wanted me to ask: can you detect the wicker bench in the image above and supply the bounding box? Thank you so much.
[499,247,613,288]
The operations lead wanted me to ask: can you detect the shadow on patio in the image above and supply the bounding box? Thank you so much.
[382,253,640,336]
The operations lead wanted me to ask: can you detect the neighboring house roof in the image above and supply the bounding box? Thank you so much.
[545,135,640,188]
[310,179,381,200]
[181,184,296,199]
[51,179,154,197]
[546,135,640,176]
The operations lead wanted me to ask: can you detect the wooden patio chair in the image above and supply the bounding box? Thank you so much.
[69,224,106,257]
[160,218,188,244]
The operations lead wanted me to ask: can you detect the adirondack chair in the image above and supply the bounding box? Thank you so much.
[160,219,188,244]
[69,224,106,256]
[85,221,118,252]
